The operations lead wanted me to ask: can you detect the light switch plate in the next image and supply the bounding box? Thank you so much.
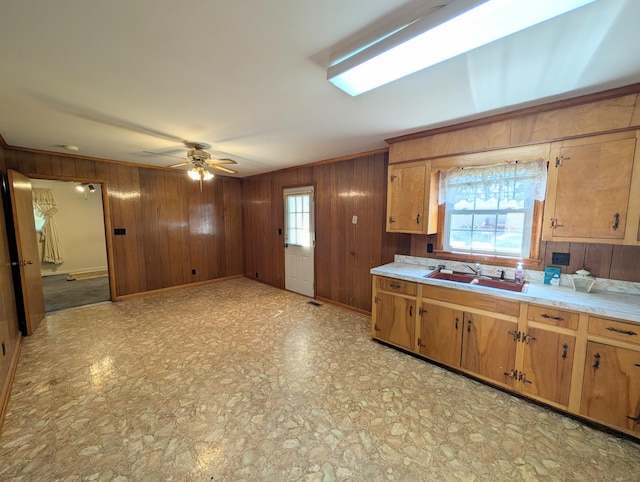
[352,215,358,224]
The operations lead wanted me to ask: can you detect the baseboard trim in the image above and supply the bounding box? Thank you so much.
[0,335,22,432]
[113,274,244,301]
[315,296,371,317]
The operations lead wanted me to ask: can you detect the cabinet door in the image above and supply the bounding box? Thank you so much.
[520,328,575,407]
[461,314,517,387]
[373,292,415,351]
[417,303,463,367]
[546,136,636,240]
[580,342,640,433]
[386,162,428,234]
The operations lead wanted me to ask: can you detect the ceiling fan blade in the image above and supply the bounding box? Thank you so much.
[211,164,237,174]
[206,158,237,166]
[167,161,193,168]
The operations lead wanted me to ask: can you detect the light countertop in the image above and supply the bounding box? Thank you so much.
[371,261,640,324]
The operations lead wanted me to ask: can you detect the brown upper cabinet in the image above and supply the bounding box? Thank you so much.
[386,160,438,234]
[542,131,640,244]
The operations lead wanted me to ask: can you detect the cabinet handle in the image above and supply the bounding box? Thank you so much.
[627,414,640,424]
[374,324,381,332]
[390,175,398,182]
[593,353,601,370]
[523,333,536,344]
[541,313,564,322]
[389,283,401,289]
[416,213,421,224]
[503,369,517,379]
[409,306,413,317]
[467,319,472,333]
[508,330,521,342]
[419,307,426,316]
[550,218,565,229]
[561,343,569,359]
[418,337,425,348]
[455,317,459,330]
[612,212,620,231]
[388,216,396,224]
[606,326,637,336]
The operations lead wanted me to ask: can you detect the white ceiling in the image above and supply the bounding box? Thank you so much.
[1,0,639,177]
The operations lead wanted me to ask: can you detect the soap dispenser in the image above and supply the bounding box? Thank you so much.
[514,262,524,284]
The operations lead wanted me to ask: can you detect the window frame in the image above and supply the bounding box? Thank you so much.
[432,151,548,268]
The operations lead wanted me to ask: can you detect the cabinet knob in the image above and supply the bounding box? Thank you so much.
[561,343,569,359]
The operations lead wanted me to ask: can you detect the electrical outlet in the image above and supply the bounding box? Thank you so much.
[551,252,571,266]
[427,243,434,253]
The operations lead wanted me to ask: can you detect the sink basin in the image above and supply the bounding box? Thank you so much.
[425,271,526,293]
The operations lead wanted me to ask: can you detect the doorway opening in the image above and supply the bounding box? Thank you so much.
[31,179,110,312]
[284,186,315,298]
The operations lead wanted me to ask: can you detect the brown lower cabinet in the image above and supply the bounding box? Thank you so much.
[520,327,576,407]
[460,313,518,388]
[417,303,462,367]
[581,342,640,433]
[371,275,640,440]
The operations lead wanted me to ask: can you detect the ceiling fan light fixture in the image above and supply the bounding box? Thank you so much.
[187,168,202,180]
[202,172,214,181]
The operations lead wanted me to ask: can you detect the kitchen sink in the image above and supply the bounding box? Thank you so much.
[425,271,526,293]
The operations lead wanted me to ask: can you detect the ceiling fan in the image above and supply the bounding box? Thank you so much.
[162,142,238,190]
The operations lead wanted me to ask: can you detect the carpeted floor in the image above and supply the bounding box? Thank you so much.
[42,273,111,312]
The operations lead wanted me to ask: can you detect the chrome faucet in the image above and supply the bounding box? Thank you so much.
[463,263,482,276]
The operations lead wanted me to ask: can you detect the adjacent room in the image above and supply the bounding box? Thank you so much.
[1,1,639,480]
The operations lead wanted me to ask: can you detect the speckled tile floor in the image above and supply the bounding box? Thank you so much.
[1,278,639,481]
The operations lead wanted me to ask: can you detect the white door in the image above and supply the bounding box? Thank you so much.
[284,186,315,298]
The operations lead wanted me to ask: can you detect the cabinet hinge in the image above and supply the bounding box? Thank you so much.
[518,372,532,384]
[508,330,521,342]
[503,369,518,380]
[388,216,396,224]
[555,156,570,167]
[390,175,398,182]
[417,337,425,348]
[418,307,426,316]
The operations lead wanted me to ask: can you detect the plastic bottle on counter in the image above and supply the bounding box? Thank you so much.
[514,262,524,284]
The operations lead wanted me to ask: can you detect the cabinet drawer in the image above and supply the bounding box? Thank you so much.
[527,305,579,330]
[376,277,417,296]
[588,317,640,345]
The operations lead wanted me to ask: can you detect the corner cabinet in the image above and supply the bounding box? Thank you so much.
[543,131,640,244]
[371,275,640,440]
[386,161,438,234]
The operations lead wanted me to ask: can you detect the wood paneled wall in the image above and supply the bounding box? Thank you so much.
[242,152,410,313]
[2,149,244,297]
[409,234,640,282]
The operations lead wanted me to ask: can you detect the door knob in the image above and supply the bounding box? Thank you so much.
[11,260,33,266]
